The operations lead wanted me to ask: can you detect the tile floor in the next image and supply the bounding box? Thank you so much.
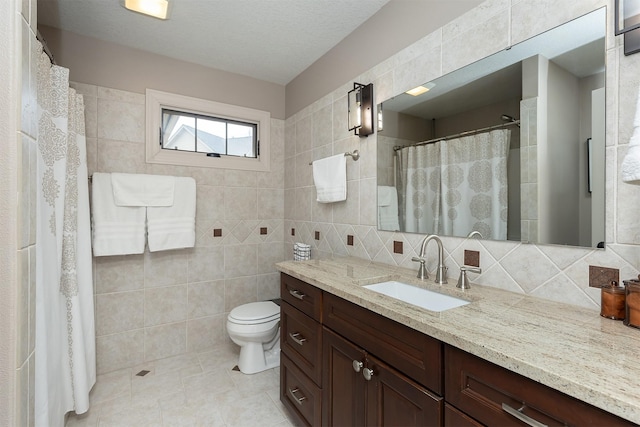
[66,343,295,427]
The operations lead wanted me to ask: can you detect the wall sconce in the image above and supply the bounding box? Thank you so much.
[348,82,373,137]
[615,0,640,55]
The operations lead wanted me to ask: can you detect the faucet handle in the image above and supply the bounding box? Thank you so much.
[457,266,482,289]
[411,257,429,280]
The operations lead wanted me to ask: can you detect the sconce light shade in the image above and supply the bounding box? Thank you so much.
[615,0,640,55]
[348,82,374,137]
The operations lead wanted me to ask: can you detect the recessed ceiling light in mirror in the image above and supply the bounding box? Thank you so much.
[405,82,435,96]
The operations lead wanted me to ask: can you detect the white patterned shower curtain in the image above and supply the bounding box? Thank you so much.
[397,129,510,239]
[35,47,95,426]
[396,142,442,233]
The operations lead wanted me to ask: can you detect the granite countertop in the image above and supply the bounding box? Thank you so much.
[276,256,640,423]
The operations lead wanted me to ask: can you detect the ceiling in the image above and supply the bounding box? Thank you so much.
[37,0,391,85]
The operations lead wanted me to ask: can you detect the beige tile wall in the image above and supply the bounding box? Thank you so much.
[284,0,640,310]
[72,83,286,374]
[17,0,38,424]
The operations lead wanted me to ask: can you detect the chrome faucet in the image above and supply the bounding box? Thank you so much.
[411,234,448,284]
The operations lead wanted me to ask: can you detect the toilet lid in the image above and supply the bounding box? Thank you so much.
[229,301,280,323]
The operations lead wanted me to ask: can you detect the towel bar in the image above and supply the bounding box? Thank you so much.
[309,150,359,165]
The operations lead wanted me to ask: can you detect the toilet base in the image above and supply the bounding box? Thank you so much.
[237,342,280,374]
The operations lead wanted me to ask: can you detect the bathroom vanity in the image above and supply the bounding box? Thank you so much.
[277,257,640,426]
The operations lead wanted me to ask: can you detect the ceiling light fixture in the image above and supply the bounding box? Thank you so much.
[123,0,169,20]
[405,82,436,97]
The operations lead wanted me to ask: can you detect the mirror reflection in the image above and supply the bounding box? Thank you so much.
[377,8,606,248]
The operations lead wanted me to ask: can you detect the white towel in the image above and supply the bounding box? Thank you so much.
[147,177,196,252]
[377,186,400,231]
[111,173,175,206]
[377,185,394,206]
[622,86,640,185]
[91,173,146,256]
[312,154,347,203]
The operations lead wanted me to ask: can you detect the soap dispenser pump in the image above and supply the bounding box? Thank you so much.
[457,266,482,289]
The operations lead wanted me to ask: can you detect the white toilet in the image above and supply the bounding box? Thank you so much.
[226,300,281,374]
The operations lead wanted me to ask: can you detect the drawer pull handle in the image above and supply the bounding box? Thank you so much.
[363,367,375,381]
[352,360,363,373]
[502,403,548,427]
[289,289,306,300]
[288,388,307,406]
[289,332,307,346]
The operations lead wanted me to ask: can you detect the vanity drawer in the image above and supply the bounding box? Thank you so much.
[281,273,322,321]
[444,403,483,427]
[323,292,443,394]
[445,345,635,426]
[281,352,322,427]
[281,301,323,386]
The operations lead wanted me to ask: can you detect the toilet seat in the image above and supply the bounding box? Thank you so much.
[228,301,279,325]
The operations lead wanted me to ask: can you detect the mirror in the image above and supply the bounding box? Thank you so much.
[376,8,606,248]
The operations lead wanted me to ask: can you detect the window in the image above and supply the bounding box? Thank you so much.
[146,89,270,171]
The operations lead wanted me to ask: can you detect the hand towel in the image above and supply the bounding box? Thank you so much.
[622,86,640,185]
[312,154,347,203]
[91,173,146,256]
[377,185,400,231]
[111,173,175,206]
[147,177,196,252]
[377,185,394,206]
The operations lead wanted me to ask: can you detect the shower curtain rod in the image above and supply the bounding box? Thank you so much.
[36,30,56,65]
[393,120,520,151]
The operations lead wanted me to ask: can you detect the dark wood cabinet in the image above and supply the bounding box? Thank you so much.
[281,299,323,386]
[280,275,324,426]
[445,345,636,427]
[279,273,636,426]
[444,403,484,427]
[322,327,367,426]
[281,353,322,426]
[323,291,443,394]
[323,327,442,427]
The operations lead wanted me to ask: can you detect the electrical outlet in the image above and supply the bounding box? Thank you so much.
[393,241,403,254]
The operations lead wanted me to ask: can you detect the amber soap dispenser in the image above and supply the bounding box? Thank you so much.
[600,281,625,320]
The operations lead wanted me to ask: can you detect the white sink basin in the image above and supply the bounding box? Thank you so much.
[363,281,469,312]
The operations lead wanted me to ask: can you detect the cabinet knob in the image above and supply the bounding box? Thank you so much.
[352,360,363,373]
[363,367,375,381]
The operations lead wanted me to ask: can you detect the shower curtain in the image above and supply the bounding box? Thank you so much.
[35,47,95,426]
[396,142,442,233]
[397,129,510,239]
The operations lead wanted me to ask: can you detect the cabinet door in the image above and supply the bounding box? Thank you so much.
[365,355,443,427]
[322,327,366,427]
